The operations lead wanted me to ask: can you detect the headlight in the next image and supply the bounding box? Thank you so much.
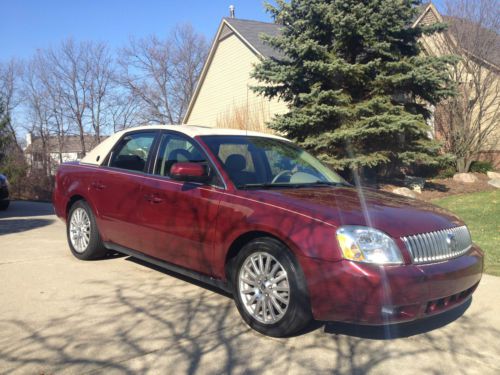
[336,226,403,264]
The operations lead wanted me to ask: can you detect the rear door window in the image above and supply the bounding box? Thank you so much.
[109,132,157,172]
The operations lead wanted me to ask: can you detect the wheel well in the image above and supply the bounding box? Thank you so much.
[66,195,85,217]
[224,231,286,279]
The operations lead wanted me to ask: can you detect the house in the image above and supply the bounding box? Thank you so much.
[183,17,287,132]
[24,133,102,174]
[184,3,499,166]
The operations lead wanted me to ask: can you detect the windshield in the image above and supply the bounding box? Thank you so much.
[201,135,348,189]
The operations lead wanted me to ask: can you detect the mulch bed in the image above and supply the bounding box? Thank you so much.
[377,173,496,201]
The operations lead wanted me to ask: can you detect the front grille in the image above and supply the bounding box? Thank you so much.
[401,226,472,264]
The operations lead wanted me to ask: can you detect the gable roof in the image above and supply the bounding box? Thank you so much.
[414,3,499,70]
[223,17,282,59]
[183,17,283,124]
[443,15,500,68]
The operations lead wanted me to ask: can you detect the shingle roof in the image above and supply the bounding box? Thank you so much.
[223,17,283,59]
[444,15,500,67]
[25,135,103,154]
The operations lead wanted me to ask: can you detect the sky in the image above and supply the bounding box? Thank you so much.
[0,0,272,62]
[0,0,445,62]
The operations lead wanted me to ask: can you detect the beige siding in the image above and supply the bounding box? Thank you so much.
[185,33,287,130]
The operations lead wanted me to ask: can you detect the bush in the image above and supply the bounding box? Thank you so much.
[469,161,493,174]
[436,166,456,179]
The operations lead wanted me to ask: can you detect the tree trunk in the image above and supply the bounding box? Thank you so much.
[456,157,473,173]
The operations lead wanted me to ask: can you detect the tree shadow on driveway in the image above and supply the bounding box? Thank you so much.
[0,256,498,374]
[0,201,54,219]
[0,218,54,235]
[0,201,55,235]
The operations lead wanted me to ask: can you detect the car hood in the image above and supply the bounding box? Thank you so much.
[242,186,464,239]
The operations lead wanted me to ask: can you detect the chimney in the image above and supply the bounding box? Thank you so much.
[229,5,235,18]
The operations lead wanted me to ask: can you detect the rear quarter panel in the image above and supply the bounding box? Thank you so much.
[53,163,98,222]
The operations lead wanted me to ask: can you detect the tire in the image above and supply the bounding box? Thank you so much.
[231,237,312,337]
[67,200,106,260]
[0,200,9,210]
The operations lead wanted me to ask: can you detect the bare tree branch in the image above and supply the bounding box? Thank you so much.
[434,0,500,172]
[117,24,208,125]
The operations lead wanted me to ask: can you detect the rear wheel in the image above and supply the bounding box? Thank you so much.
[231,237,312,337]
[67,200,106,260]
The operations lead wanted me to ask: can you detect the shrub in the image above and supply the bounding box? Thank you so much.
[436,166,456,179]
[469,161,493,174]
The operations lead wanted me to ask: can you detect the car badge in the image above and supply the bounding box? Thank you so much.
[446,233,458,252]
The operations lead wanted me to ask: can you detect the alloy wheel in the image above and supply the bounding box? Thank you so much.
[238,251,290,324]
[69,207,91,253]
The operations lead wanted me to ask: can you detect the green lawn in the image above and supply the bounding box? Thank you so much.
[432,190,500,276]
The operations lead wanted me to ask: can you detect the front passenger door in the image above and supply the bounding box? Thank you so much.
[137,132,223,274]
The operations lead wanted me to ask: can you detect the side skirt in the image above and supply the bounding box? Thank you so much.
[104,242,232,294]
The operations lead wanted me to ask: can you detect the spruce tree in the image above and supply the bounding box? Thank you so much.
[252,0,455,173]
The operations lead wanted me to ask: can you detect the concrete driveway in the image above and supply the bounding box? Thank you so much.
[1,201,499,375]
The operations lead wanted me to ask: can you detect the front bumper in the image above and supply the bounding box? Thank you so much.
[300,244,483,324]
[0,186,9,200]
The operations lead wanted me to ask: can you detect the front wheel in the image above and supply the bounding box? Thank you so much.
[232,237,312,337]
[67,200,106,260]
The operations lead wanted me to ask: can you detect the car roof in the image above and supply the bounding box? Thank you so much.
[80,125,289,166]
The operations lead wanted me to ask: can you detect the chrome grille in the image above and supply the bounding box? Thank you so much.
[401,226,472,264]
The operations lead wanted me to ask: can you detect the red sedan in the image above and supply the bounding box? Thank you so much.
[53,125,483,337]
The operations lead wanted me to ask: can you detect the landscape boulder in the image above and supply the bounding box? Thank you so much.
[392,187,417,199]
[404,175,425,192]
[488,179,500,189]
[487,171,500,180]
[453,173,478,183]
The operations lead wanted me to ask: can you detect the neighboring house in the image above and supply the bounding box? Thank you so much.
[24,133,102,174]
[184,3,499,165]
[415,3,500,167]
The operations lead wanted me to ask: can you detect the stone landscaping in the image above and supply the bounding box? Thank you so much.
[387,171,499,201]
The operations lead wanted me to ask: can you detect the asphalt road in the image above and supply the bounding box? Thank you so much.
[1,201,499,375]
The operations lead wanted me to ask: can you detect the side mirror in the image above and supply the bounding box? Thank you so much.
[170,162,209,183]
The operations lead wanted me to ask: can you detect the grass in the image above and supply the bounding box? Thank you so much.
[432,190,500,276]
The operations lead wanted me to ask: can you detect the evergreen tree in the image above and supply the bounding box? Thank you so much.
[252,0,455,172]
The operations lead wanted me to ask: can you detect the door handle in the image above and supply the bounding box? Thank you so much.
[144,194,163,203]
[151,196,163,204]
[91,182,106,190]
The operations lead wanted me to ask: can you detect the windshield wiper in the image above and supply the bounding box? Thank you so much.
[310,180,351,187]
[237,183,300,190]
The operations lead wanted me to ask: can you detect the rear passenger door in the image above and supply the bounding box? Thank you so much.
[91,130,158,251]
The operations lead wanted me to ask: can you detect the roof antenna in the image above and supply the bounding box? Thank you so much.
[229,5,235,18]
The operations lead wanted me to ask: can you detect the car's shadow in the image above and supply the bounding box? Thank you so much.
[123,255,471,339]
